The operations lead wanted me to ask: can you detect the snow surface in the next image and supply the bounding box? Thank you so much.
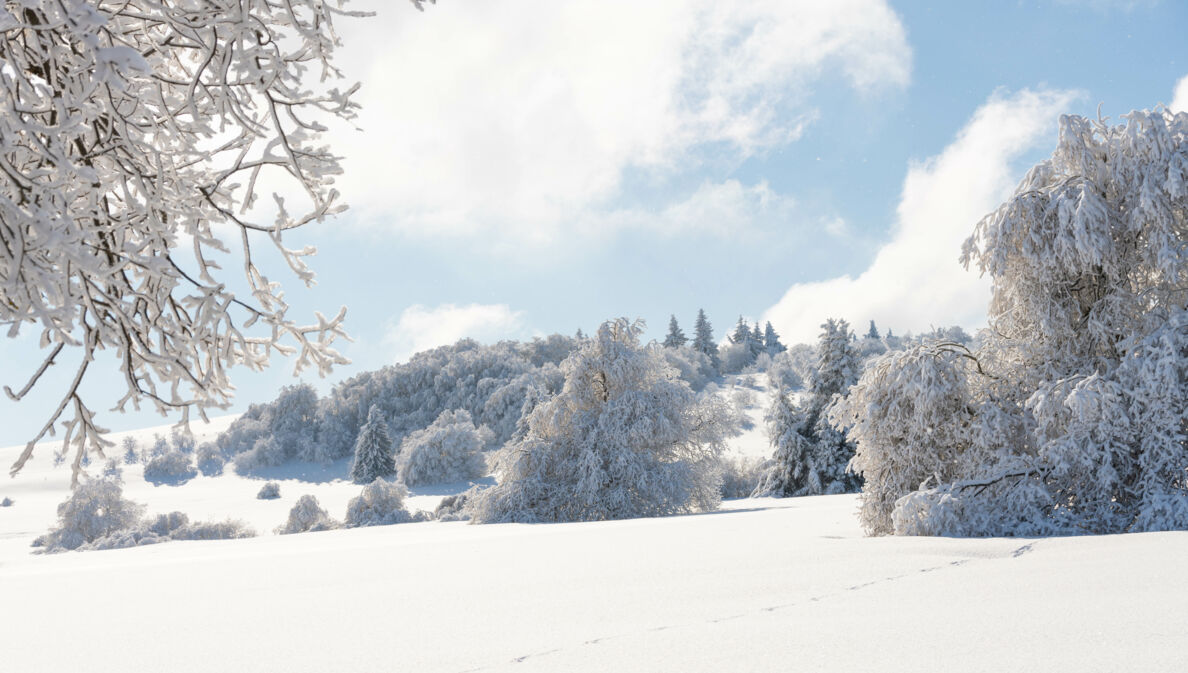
[2,381,1185,671]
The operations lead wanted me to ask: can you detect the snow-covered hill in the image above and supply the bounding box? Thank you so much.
[3,379,1183,671]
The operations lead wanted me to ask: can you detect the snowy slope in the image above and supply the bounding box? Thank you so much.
[2,495,1185,672]
[4,381,1183,671]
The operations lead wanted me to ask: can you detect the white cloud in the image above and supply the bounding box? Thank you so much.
[762,88,1080,345]
[576,179,797,239]
[330,0,910,243]
[1172,74,1188,112]
[383,303,528,362]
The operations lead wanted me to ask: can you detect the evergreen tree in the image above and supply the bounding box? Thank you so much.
[663,315,688,348]
[763,322,785,355]
[692,309,720,370]
[730,316,752,344]
[349,405,397,484]
[749,323,766,360]
[755,318,861,497]
[866,320,880,340]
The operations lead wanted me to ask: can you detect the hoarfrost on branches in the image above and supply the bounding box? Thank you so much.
[470,318,735,523]
[275,494,337,534]
[0,0,426,480]
[834,107,1188,536]
[397,409,491,487]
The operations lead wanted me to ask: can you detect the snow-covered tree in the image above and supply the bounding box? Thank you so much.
[397,409,491,487]
[350,405,397,484]
[257,482,282,500]
[120,437,139,465]
[730,316,752,346]
[0,1,449,480]
[753,390,817,497]
[755,319,861,497]
[692,309,720,370]
[344,479,423,527]
[33,477,144,551]
[663,315,688,348]
[866,320,881,340]
[275,495,338,535]
[471,318,735,523]
[834,107,1188,536]
[763,322,785,355]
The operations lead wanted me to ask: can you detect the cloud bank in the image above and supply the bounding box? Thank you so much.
[762,88,1079,345]
[384,304,529,362]
[331,0,910,245]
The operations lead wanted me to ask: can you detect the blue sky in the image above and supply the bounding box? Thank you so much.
[2,0,1187,447]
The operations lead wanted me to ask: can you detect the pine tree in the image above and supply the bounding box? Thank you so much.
[749,323,766,360]
[753,391,816,497]
[763,322,785,355]
[663,315,688,348]
[692,309,720,370]
[866,320,880,340]
[730,316,752,344]
[756,318,861,497]
[349,405,397,484]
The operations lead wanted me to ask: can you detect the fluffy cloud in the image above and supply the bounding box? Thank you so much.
[384,304,528,362]
[1172,74,1188,112]
[330,0,910,243]
[762,88,1080,345]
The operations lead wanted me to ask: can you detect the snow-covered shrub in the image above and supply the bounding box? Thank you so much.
[720,456,766,499]
[834,108,1188,536]
[276,495,338,534]
[350,405,397,484]
[344,479,425,527]
[731,387,757,410]
[143,450,197,486]
[170,428,196,453]
[121,437,139,465]
[232,435,287,474]
[719,342,754,375]
[195,442,225,477]
[76,512,254,551]
[766,352,804,391]
[471,318,735,523]
[33,478,145,551]
[1,497,12,507]
[101,458,122,481]
[660,345,716,392]
[398,410,491,487]
[433,490,480,522]
[257,482,282,500]
[143,434,170,464]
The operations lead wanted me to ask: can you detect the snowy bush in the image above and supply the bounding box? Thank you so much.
[471,318,735,523]
[660,346,716,392]
[398,410,491,487]
[99,458,122,481]
[121,437,139,465]
[33,478,145,552]
[834,108,1188,536]
[81,513,255,551]
[144,450,197,486]
[1,497,12,507]
[731,387,757,410]
[720,456,767,499]
[257,482,282,500]
[350,406,397,484]
[276,495,338,534]
[344,479,427,527]
[196,442,225,477]
[233,436,287,474]
[434,490,481,522]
